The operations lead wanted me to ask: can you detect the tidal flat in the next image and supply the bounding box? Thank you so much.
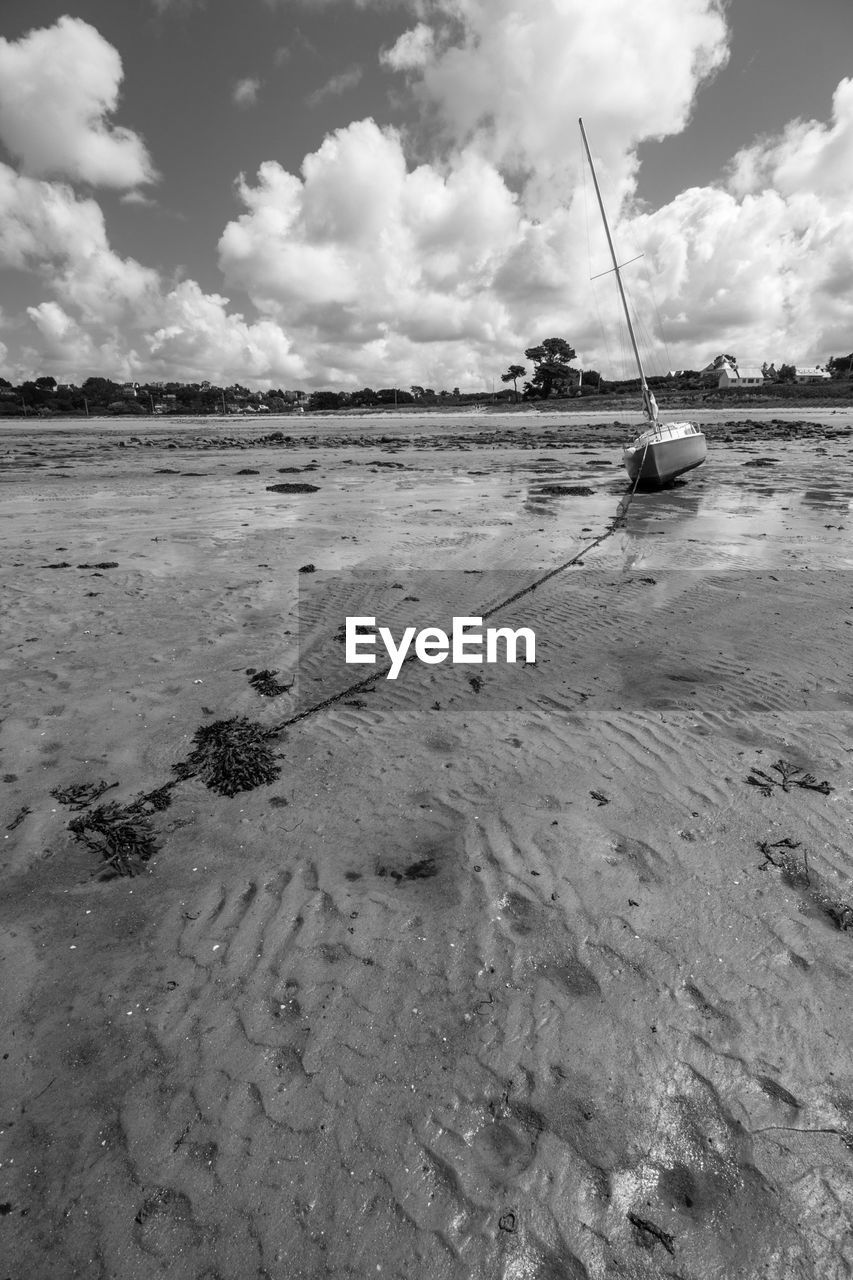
[2,409,853,1279]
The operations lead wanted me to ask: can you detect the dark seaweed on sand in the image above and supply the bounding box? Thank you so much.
[266,482,320,494]
[69,802,158,878]
[5,805,30,831]
[134,783,174,812]
[174,716,281,796]
[627,1213,674,1255]
[537,484,595,496]
[746,758,833,796]
[757,838,809,888]
[248,668,292,697]
[758,839,853,931]
[377,857,438,882]
[52,779,119,810]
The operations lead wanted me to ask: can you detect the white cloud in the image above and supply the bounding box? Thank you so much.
[0,17,156,189]
[120,190,158,207]
[25,301,108,376]
[144,280,307,383]
[0,163,305,385]
[727,76,853,201]
[219,120,522,335]
[5,3,853,388]
[380,23,434,71]
[385,0,729,209]
[306,66,364,107]
[233,77,263,109]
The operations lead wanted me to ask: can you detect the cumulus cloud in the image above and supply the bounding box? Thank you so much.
[384,0,729,209]
[727,76,853,201]
[0,17,156,189]
[380,23,434,72]
[145,280,307,383]
[217,118,590,385]
[219,120,521,327]
[0,162,305,385]
[25,301,114,377]
[233,77,263,109]
[6,2,853,387]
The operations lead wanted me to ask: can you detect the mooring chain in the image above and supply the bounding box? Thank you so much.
[273,446,650,732]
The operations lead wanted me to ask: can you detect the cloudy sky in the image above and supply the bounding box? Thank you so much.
[1,0,852,390]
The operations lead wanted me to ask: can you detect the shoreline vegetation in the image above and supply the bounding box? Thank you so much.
[2,380,853,421]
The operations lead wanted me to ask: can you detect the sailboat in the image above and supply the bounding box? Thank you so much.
[579,118,706,487]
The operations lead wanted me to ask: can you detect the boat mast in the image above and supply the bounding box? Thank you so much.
[579,117,658,424]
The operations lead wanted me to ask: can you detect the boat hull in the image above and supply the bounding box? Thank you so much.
[623,426,707,487]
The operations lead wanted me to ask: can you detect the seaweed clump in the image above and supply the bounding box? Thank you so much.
[247,668,292,697]
[537,484,595,497]
[135,783,174,813]
[758,838,853,932]
[746,758,833,796]
[69,802,158,878]
[52,779,118,810]
[266,482,320,494]
[174,717,281,797]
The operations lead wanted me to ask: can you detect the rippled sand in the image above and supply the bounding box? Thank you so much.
[2,416,853,1278]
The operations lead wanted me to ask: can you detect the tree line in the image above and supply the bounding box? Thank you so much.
[2,345,852,417]
[0,375,492,416]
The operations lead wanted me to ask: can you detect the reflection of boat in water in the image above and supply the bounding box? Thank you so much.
[579,118,707,488]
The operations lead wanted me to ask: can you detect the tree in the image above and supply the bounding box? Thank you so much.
[500,364,526,403]
[523,338,577,398]
[351,387,377,406]
[828,354,853,379]
[310,390,346,410]
[82,376,121,407]
[376,388,414,404]
[777,363,796,383]
[35,375,56,390]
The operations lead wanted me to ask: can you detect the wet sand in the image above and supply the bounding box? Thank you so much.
[2,414,853,1278]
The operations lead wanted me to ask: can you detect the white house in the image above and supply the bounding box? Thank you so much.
[794,366,831,383]
[716,361,765,388]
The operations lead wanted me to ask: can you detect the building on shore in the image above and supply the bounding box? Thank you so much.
[714,361,765,389]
